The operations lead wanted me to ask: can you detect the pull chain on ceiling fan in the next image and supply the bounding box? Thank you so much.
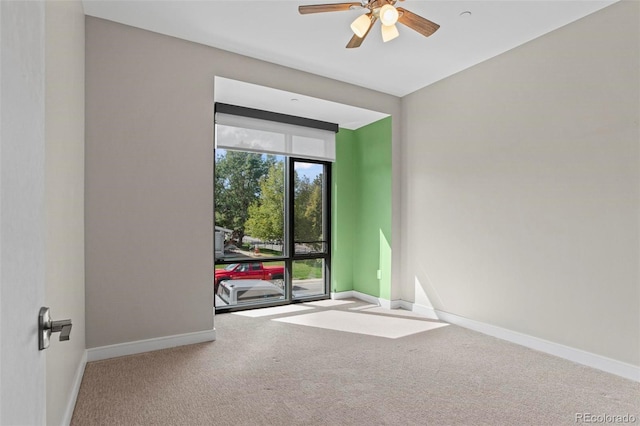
[298,0,440,48]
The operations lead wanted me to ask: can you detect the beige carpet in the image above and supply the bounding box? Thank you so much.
[72,299,639,425]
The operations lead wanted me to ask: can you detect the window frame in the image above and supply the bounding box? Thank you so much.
[214,153,332,313]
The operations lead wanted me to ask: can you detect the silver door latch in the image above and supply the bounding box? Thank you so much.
[39,307,72,350]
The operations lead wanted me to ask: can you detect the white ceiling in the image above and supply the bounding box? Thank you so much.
[83,0,617,98]
[82,1,617,129]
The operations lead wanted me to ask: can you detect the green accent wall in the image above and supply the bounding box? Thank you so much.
[332,128,356,293]
[332,117,392,299]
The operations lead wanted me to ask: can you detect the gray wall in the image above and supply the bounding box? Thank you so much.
[45,1,86,424]
[85,17,401,348]
[400,1,639,365]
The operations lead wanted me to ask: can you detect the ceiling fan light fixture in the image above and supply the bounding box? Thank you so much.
[350,13,372,38]
[381,23,399,42]
[299,0,440,48]
[379,4,399,26]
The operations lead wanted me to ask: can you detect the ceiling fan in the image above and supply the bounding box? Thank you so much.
[298,0,440,48]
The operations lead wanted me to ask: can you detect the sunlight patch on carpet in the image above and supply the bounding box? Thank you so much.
[273,310,449,338]
[348,304,379,311]
[355,306,437,319]
[304,300,354,307]
[232,304,314,317]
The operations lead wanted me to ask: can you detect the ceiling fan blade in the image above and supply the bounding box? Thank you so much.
[396,7,440,38]
[346,16,377,48]
[346,34,365,49]
[299,3,363,14]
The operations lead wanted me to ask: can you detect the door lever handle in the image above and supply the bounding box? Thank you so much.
[39,307,72,350]
[51,319,72,341]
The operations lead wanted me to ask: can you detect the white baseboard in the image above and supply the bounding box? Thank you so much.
[87,329,216,362]
[331,290,355,300]
[336,292,639,382]
[332,290,396,308]
[397,300,440,320]
[62,350,87,426]
[397,300,639,382]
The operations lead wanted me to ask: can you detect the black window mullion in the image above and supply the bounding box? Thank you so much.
[286,156,295,302]
[324,162,332,295]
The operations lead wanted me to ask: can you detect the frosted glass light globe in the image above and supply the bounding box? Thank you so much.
[379,4,399,26]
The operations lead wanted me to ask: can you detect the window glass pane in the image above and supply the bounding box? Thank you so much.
[215,260,285,307]
[292,259,325,299]
[215,150,285,261]
[294,162,326,254]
